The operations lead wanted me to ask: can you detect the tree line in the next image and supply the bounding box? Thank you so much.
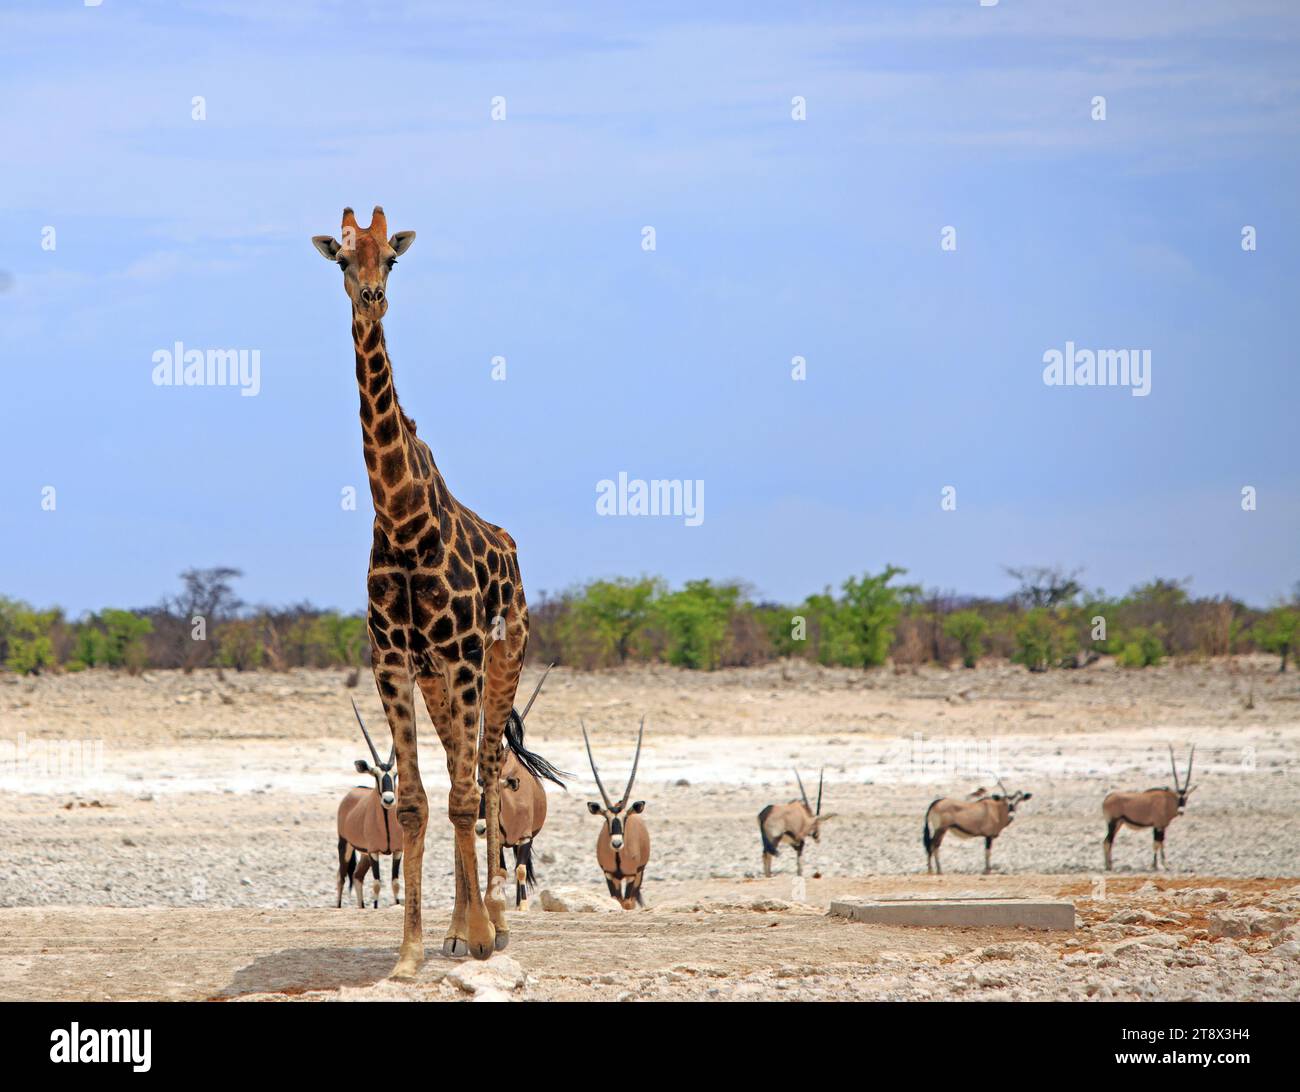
[1,565,1297,676]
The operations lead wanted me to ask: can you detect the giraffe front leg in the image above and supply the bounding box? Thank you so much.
[416,672,474,958]
[446,679,494,960]
[482,629,525,950]
[376,668,427,979]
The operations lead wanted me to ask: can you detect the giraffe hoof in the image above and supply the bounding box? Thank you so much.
[391,946,424,980]
[442,937,468,958]
[494,930,510,952]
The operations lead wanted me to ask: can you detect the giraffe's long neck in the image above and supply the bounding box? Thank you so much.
[351,314,438,533]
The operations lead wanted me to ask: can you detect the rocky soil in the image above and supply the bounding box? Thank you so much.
[0,659,1296,1000]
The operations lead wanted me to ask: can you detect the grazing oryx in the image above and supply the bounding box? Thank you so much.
[475,665,567,910]
[923,780,1032,875]
[1103,745,1196,871]
[758,769,835,877]
[337,699,403,908]
[581,717,650,909]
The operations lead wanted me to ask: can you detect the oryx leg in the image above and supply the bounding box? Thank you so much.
[1153,827,1165,870]
[983,836,994,875]
[1104,818,1119,871]
[336,837,352,908]
[763,851,774,877]
[514,841,531,911]
[929,827,947,874]
[377,665,427,977]
[604,872,623,904]
[794,840,805,878]
[481,631,526,951]
[354,852,373,908]
[391,852,402,905]
[626,868,646,909]
[417,670,492,961]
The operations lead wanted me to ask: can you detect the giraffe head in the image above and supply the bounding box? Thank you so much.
[312,206,415,321]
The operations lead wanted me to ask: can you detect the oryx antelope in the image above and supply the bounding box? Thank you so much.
[923,780,1032,874]
[474,665,567,910]
[1102,745,1196,871]
[581,717,650,909]
[337,698,403,908]
[758,769,835,877]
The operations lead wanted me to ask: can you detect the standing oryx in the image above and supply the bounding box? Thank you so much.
[923,780,1032,875]
[1103,745,1196,871]
[758,769,834,877]
[581,717,650,909]
[475,665,567,910]
[337,698,404,908]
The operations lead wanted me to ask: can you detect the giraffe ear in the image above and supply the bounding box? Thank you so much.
[389,231,416,256]
[313,235,343,261]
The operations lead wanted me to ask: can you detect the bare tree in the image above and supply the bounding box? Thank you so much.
[1004,565,1083,609]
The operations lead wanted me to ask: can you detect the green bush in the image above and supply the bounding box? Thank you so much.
[653,580,739,670]
[1012,608,1076,672]
[566,577,662,666]
[1117,626,1165,668]
[944,610,988,668]
[1255,607,1300,672]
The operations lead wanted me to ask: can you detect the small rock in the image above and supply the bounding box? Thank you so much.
[538,888,615,913]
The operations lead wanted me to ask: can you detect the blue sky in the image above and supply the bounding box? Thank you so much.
[1,0,1297,615]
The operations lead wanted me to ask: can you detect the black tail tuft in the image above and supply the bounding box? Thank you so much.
[923,798,941,852]
[758,805,779,857]
[504,707,569,788]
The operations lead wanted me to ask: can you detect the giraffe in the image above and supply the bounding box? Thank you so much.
[313,206,529,972]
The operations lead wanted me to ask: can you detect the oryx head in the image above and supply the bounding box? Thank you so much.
[351,698,397,809]
[1168,745,1197,813]
[474,665,553,836]
[794,768,836,840]
[988,776,1032,820]
[582,716,646,850]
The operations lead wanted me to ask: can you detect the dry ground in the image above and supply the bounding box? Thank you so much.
[1,658,1297,1001]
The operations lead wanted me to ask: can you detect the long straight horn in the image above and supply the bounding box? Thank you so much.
[1185,744,1195,788]
[351,698,382,766]
[816,768,824,816]
[618,716,646,810]
[581,719,614,810]
[995,775,1010,797]
[794,768,811,811]
[519,663,554,721]
[1168,744,1181,791]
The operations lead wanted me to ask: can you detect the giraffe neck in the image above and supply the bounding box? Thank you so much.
[351,314,436,531]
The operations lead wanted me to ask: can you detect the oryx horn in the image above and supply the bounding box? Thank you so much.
[581,718,614,810]
[816,768,824,816]
[351,697,385,767]
[1168,744,1181,791]
[794,768,811,811]
[518,663,554,721]
[617,716,646,810]
[1185,744,1195,789]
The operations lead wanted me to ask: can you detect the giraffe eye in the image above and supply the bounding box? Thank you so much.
[338,257,350,271]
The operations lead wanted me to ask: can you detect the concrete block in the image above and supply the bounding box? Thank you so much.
[829,896,1075,931]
